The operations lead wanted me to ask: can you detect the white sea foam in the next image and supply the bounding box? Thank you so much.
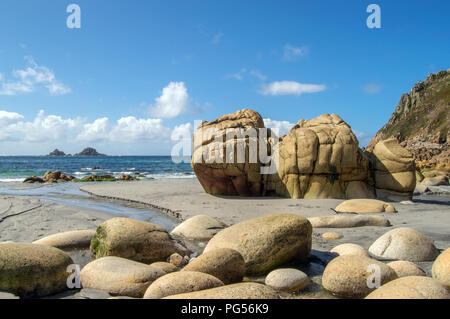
[0,178,24,182]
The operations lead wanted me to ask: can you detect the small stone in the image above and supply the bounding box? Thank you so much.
[265,268,310,292]
[322,232,343,240]
[169,253,187,267]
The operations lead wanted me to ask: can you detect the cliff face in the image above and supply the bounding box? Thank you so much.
[367,70,450,169]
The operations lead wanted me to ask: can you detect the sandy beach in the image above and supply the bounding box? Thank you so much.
[0,195,111,243]
[0,177,448,299]
[79,179,450,273]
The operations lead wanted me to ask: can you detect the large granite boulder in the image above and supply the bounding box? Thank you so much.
[370,138,416,200]
[90,217,191,263]
[204,213,312,275]
[265,114,372,199]
[191,109,266,196]
[191,109,418,200]
[0,243,74,298]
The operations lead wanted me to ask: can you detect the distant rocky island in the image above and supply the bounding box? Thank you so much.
[47,147,107,157]
[47,149,66,156]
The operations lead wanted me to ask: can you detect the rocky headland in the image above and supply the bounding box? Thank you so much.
[367,70,449,172]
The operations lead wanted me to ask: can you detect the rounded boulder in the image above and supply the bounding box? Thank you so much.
[204,214,312,275]
[0,243,74,298]
[90,217,191,263]
[322,255,397,298]
[150,262,178,274]
[80,256,165,298]
[170,215,227,240]
[182,248,245,284]
[335,199,396,214]
[143,271,224,299]
[164,282,279,299]
[432,248,450,288]
[265,268,310,292]
[365,276,450,299]
[387,261,426,278]
[368,227,439,262]
[33,229,96,249]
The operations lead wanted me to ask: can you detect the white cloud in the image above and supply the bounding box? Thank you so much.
[110,117,170,142]
[171,122,192,140]
[283,44,308,61]
[0,109,174,144]
[77,118,111,142]
[148,82,189,119]
[263,118,294,136]
[0,110,24,126]
[0,56,71,96]
[363,83,381,94]
[260,81,326,96]
[211,32,224,44]
[1,110,82,143]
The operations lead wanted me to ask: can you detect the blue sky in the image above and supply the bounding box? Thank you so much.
[0,0,448,155]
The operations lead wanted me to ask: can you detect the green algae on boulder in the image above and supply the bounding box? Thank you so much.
[90,217,191,263]
[0,243,74,298]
